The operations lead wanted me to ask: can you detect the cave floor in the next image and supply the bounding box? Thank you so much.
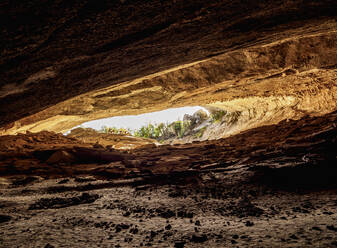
[0,111,337,247]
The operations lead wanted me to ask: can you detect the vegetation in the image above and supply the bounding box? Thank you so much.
[195,126,206,138]
[210,110,242,125]
[133,120,190,140]
[97,109,242,142]
[100,126,131,135]
[210,110,226,123]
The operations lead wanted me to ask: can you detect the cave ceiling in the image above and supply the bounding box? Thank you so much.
[0,0,336,134]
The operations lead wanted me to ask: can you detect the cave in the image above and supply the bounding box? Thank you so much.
[0,1,337,247]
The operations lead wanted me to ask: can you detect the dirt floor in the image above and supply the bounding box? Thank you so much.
[0,111,337,247]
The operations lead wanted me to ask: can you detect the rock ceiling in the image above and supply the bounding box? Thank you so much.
[0,0,336,134]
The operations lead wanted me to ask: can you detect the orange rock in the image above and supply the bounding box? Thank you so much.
[46,150,75,164]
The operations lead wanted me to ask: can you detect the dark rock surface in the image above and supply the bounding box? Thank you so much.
[28,193,100,210]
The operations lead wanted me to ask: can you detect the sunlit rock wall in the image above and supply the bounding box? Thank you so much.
[1,31,336,136]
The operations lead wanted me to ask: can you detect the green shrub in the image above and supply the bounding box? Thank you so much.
[210,110,226,123]
[134,124,155,138]
[132,119,192,141]
[100,126,131,135]
[195,126,206,138]
[173,121,183,137]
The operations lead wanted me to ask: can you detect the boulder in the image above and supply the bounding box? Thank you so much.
[46,150,76,164]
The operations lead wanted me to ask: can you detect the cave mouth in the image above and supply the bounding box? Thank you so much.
[68,106,209,134]
[66,105,252,147]
[66,106,220,148]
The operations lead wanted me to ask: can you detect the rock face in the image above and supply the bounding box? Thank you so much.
[0,0,336,134]
[1,110,336,182]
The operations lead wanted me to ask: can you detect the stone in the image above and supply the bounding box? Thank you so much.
[174,241,186,248]
[165,224,172,230]
[245,221,254,227]
[46,150,75,164]
[0,215,11,223]
[190,234,208,243]
[327,225,337,231]
[44,244,55,248]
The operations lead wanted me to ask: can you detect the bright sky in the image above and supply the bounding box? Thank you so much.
[70,106,208,133]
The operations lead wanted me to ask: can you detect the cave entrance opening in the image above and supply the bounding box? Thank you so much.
[66,106,213,147]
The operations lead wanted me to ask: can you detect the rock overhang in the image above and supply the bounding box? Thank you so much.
[0,0,337,135]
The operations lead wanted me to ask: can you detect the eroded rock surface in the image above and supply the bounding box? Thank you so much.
[0,111,336,247]
[1,111,336,181]
[0,0,336,134]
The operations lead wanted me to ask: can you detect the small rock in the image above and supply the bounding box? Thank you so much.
[124,237,133,242]
[57,179,69,184]
[165,224,172,230]
[93,142,104,149]
[130,228,139,234]
[150,230,157,238]
[123,211,131,217]
[191,234,207,243]
[327,225,337,231]
[312,226,322,231]
[245,221,254,227]
[290,234,298,239]
[160,209,175,218]
[0,215,11,223]
[118,223,129,229]
[186,212,194,218]
[174,241,185,248]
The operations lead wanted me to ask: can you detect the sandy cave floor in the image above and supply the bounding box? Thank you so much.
[1,178,337,248]
[0,111,337,247]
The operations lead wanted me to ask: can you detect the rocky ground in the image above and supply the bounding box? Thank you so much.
[67,127,158,150]
[1,111,336,247]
